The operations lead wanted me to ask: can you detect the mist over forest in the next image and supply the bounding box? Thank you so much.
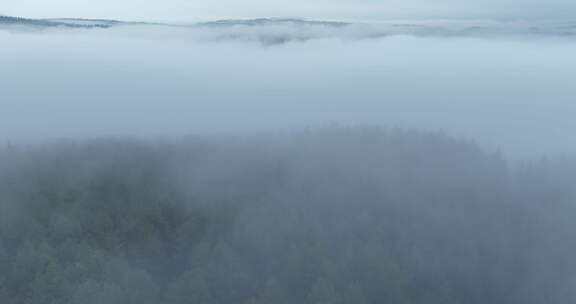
[1,8,576,304]
[2,17,576,159]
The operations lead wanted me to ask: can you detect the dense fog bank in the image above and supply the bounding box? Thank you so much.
[2,15,576,302]
[1,26,575,159]
[0,126,575,303]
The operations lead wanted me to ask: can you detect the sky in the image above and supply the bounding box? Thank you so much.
[2,0,576,21]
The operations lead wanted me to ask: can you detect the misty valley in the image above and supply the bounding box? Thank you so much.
[1,10,576,304]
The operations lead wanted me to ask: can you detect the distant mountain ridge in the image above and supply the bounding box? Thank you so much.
[45,18,123,26]
[2,15,575,40]
[0,15,113,28]
[0,15,350,29]
[197,17,351,27]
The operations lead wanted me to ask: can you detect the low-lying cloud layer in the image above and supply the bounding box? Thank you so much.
[1,19,576,160]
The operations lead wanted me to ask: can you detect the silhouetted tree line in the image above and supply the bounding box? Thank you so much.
[0,126,574,304]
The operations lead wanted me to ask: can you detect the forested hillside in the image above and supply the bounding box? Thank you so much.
[0,126,574,304]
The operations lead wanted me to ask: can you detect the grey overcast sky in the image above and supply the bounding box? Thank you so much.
[2,0,575,21]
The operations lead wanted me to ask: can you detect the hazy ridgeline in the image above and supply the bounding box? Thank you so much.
[0,126,575,304]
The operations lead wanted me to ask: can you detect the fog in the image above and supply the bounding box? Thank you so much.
[2,15,576,304]
[1,24,576,159]
[1,126,576,304]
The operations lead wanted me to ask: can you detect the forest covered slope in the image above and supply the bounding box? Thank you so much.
[0,126,575,304]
